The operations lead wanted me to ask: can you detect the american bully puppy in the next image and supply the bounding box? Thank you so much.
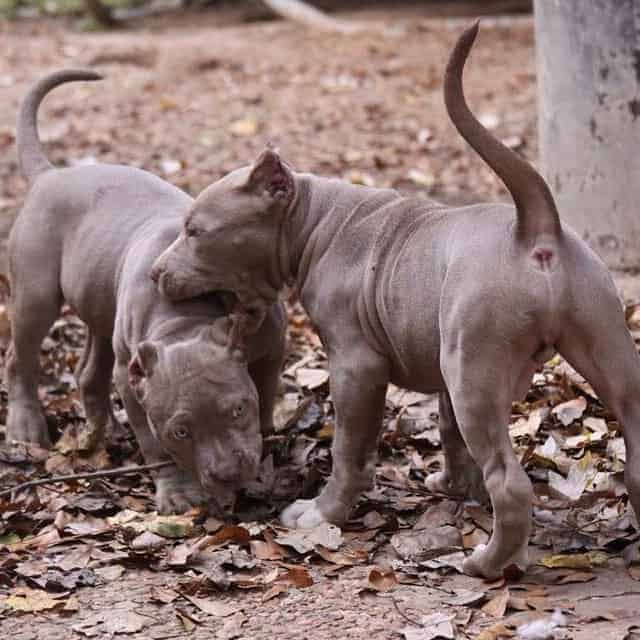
[5,70,285,513]
[151,24,640,577]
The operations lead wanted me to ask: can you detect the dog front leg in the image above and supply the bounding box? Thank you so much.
[249,345,285,437]
[281,347,389,528]
[75,332,116,452]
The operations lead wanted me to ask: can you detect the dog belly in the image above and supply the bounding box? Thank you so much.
[388,342,445,393]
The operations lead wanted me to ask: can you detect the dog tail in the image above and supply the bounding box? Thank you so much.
[444,22,561,244]
[17,69,103,182]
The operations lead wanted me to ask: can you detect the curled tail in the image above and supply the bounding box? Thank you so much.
[445,22,561,243]
[17,69,103,182]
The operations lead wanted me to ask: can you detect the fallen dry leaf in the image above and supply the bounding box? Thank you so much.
[482,587,510,618]
[367,566,398,592]
[146,514,194,539]
[552,397,587,426]
[205,525,251,548]
[262,582,290,602]
[72,610,150,636]
[391,525,462,561]
[538,550,609,569]
[277,565,313,589]
[295,367,330,389]
[275,522,343,554]
[3,587,65,612]
[249,532,288,560]
[552,570,595,585]
[315,544,368,566]
[182,594,241,618]
[401,612,456,640]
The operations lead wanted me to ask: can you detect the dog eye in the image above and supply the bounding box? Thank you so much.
[185,226,204,238]
[173,426,191,440]
[232,404,245,419]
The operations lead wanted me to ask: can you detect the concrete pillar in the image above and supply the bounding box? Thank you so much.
[534,0,640,269]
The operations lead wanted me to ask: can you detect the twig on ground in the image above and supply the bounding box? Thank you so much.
[0,460,175,498]
[261,0,361,33]
[391,597,424,627]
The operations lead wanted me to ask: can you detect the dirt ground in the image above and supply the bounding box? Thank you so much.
[1,5,639,640]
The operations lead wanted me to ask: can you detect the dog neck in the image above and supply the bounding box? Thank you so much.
[282,173,400,295]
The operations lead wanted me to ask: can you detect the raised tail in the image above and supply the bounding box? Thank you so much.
[444,22,561,243]
[17,69,103,182]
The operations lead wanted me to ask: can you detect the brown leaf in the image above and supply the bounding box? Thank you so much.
[315,545,368,566]
[367,566,398,592]
[150,586,180,604]
[277,565,314,589]
[401,613,456,640]
[130,530,168,551]
[262,583,289,602]
[275,522,343,553]
[93,565,125,582]
[182,594,240,618]
[390,525,462,561]
[9,527,60,552]
[249,531,288,560]
[204,525,251,548]
[482,587,510,618]
[176,610,198,633]
[63,514,110,537]
[2,587,66,612]
[552,570,595,585]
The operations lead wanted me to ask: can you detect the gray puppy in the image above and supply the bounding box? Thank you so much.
[5,70,285,513]
[151,24,640,577]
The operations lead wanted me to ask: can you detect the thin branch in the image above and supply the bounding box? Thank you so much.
[0,460,175,499]
[391,597,424,627]
[261,0,361,33]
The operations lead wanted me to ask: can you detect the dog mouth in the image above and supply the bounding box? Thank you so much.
[156,270,214,301]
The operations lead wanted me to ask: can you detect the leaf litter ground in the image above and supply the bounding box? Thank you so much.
[0,6,639,640]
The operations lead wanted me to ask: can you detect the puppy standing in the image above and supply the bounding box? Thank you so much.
[5,71,285,513]
[152,25,640,577]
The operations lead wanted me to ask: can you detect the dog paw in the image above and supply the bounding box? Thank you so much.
[281,499,330,529]
[462,543,529,580]
[6,406,51,448]
[155,475,209,515]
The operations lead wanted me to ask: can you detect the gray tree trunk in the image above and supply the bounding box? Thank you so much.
[534,0,640,269]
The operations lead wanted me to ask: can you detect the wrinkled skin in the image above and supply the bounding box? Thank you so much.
[151,27,640,580]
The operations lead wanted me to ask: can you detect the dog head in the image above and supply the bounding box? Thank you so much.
[127,315,261,500]
[151,149,295,314]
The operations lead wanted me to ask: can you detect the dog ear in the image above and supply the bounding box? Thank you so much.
[244,148,294,203]
[128,341,160,398]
